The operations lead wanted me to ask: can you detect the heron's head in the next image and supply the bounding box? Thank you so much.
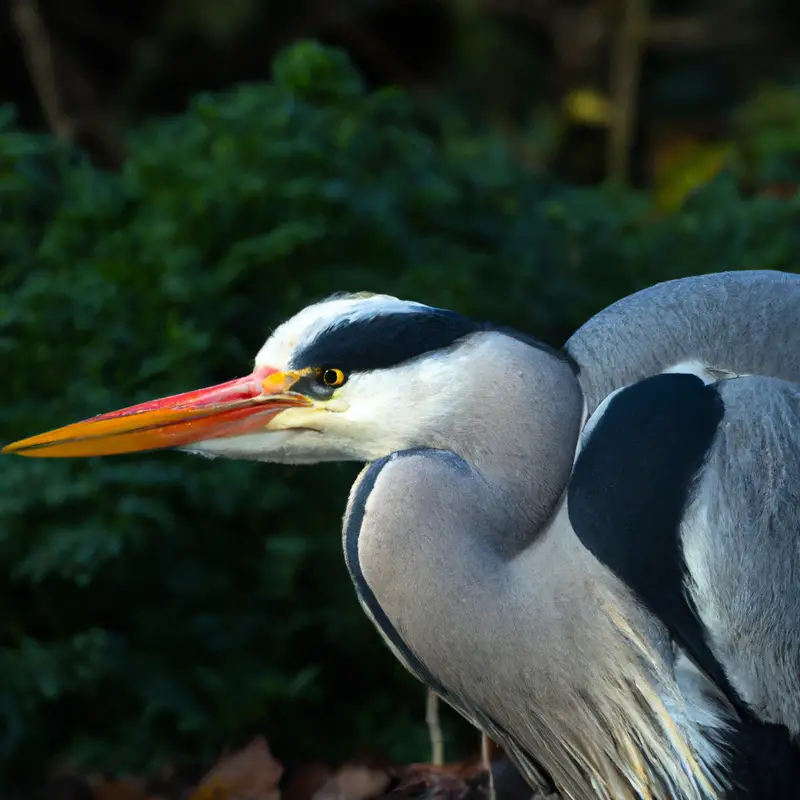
[3,293,579,465]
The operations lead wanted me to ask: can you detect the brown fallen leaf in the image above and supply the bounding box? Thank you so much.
[189,737,283,800]
[387,759,487,800]
[312,763,392,800]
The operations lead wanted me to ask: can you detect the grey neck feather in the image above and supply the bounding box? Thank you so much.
[566,270,800,415]
[426,334,584,555]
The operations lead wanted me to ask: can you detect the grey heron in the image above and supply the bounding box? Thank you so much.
[5,270,800,799]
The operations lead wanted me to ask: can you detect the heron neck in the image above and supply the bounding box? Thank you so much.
[443,347,584,558]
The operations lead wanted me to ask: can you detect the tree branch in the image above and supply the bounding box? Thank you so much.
[11,0,75,140]
[607,0,650,184]
[11,0,126,169]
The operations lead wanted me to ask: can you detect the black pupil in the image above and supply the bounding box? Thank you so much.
[323,369,340,386]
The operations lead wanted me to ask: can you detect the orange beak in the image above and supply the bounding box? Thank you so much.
[2,366,313,458]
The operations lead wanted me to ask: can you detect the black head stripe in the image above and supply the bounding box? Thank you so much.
[289,309,481,372]
[288,306,576,374]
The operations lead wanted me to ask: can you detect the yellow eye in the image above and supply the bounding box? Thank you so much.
[321,368,346,388]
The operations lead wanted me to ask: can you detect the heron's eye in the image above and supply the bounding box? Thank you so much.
[321,368,347,388]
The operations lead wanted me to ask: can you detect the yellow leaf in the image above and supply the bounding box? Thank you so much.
[652,138,733,212]
[563,88,612,127]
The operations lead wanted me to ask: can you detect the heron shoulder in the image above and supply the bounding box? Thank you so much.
[566,270,800,415]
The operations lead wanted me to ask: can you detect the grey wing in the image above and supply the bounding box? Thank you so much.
[682,374,800,734]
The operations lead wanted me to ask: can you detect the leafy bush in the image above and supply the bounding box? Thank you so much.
[1,40,799,783]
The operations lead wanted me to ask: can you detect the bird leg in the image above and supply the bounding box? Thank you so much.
[482,732,498,800]
[425,689,444,765]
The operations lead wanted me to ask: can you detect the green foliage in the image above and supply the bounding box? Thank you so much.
[1,39,799,783]
[736,84,800,183]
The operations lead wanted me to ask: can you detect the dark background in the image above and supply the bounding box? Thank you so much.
[6,0,800,186]
[1,0,800,791]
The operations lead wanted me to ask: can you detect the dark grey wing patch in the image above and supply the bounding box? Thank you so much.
[567,373,732,697]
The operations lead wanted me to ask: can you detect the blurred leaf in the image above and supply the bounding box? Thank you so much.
[562,89,611,127]
[190,737,282,800]
[652,136,733,212]
[312,763,391,800]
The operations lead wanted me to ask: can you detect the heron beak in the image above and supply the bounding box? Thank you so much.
[2,367,313,458]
